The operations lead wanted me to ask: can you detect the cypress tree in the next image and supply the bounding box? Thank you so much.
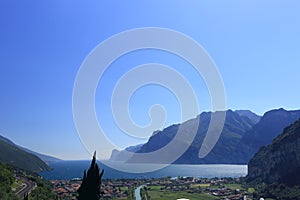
[77,151,104,200]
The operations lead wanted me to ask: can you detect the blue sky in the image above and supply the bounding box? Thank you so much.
[0,0,299,160]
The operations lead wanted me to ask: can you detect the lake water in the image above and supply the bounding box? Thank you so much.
[40,160,247,180]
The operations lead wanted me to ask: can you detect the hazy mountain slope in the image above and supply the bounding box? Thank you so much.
[111,108,300,164]
[0,135,51,172]
[19,147,62,163]
[0,135,15,146]
[129,110,257,164]
[122,109,300,164]
[0,135,61,163]
[235,110,261,124]
[239,108,300,160]
[174,110,257,164]
[247,118,300,186]
[109,144,144,162]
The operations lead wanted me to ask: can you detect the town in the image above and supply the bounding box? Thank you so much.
[51,177,253,200]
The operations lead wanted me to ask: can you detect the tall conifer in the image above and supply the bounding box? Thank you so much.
[77,152,104,200]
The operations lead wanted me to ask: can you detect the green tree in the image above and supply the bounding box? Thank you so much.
[29,174,56,199]
[77,152,104,200]
[0,164,19,200]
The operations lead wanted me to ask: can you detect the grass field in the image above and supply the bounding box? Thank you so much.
[190,183,210,188]
[224,183,243,190]
[205,183,244,190]
[147,186,219,200]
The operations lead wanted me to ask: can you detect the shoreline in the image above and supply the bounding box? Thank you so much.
[40,162,247,181]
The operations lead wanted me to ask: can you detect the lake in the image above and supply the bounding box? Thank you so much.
[40,161,247,180]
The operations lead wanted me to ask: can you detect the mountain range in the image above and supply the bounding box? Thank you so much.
[247,118,300,186]
[0,135,60,172]
[2,108,300,171]
[110,108,300,165]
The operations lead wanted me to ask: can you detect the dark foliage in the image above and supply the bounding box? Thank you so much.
[247,118,300,185]
[29,175,56,199]
[77,152,104,200]
[0,164,19,200]
[246,118,300,199]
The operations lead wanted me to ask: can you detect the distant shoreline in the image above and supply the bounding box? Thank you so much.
[40,161,247,181]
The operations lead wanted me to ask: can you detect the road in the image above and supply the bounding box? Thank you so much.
[15,178,36,198]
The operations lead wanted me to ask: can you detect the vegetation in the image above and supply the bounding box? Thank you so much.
[0,164,19,200]
[247,118,300,183]
[244,181,300,200]
[0,136,51,172]
[146,185,218,200]
[2,115,300,200]
[0,162,56,200]
[245,118,300,199]
[77,152,104,200]
[127,187,134,200]
[140,186,151,200]
[29,175,55,200]
[24,193,29,200]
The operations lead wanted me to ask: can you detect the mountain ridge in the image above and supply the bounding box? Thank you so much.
[0,135,51,172]
[111,109,258,163]
[235,109,261,124]
[247,118,300,186]
[0,135,61,163]
[238,108,300,161]
[110,108,300,165]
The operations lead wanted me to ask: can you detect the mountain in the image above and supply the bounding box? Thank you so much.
[125,144,144,152]
[235,110,261,124]
[0,135,61,164]
[239,108,300,161]
[0,135,15,146]
[128,110,259,164]
[19,147,61,164]
[247,118,300,186]
[109,144,143,162]
[0,135,51,172]
[115,108,300,164]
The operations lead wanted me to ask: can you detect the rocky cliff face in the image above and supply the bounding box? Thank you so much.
[247,118,300,186]
[111,109,300,165]
[129,110,258,164]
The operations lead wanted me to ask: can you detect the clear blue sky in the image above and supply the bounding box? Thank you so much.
[0,0,299,160]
